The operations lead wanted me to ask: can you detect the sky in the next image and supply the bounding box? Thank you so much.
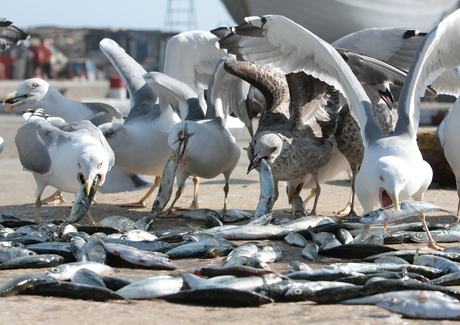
[4,0,236,33]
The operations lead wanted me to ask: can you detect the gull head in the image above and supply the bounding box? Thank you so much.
[376,156,410,211]
[247,132,283,173]
[3,78,49,111]
[77,147,110,195]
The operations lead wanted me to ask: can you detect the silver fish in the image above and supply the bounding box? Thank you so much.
[254,158,275,218]
[122,229,158,241]
[221,210,253,223]
[288,260,312,272]
[224,242,260,267]
[411,230,460,243]
[342,290,459,305]
[85,235,106,264]
[46,261,114,280]
[99,216,138,232]
[360,200,452,224]
[284,232,307,247]
[0,246,37,262]
[100,240,177,269]
[69,236,88,262]
[247,213,272,226]
[413,255,460,273]
[150,156,177,219]
[207,224,290,240]
[301,242,319,261]
[116,276,183,300]
[61,178,98,227]
[181,272,226,289]
[336,228,354,245]
[376,298,460,320]
[71,268,106,288]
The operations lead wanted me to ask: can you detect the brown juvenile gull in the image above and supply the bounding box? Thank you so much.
[224,56,339,216]
[213,13,460,250]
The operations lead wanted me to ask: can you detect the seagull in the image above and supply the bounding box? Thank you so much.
[223,56,339,216]
[97,38,180,207]
[215,12,460,249]
[0,17,28,51]
[144,60,241,215]
[437,72,460,219]
[3,78,123,126]
[164,30,251,137]
[15,109,114,223]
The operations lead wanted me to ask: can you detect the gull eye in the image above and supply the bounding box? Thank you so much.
[78,162,81,168]
[105,131,113,138]
[379,176,384,181]
[98,162,103,169]
[32,82,39,89]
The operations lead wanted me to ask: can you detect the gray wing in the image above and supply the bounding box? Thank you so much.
[99,166,153,193]
[15,119,58,175]
[82,102,123,126]
[0,18,28,51]
[99,38,158,121]
[205,57,253,136]
[59,120,115,169]
[143,71,204,121]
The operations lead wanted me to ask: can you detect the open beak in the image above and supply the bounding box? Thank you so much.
[380,187,399,230]
[377,88,394,109]
[172,123,195,167]
[247,155,260,174]
[2,91,28,111]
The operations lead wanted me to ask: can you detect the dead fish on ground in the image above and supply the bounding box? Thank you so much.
[99,216,138,232]
[359,201,453,224]
[342,289,459,305]
[161,287,274,307]
[28,282,129,302]
[221,210,253,223]
[46,261,114,280]
[71,268,106,288]
[376,297,460,320]
[0,254,65,270]
[116,275,183,299]
[100,240,177,269]
[0,274,58,297]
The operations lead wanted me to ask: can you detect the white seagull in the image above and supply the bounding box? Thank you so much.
[215,12,460,249]
[97,38,180,207]
[15,109,115,223]
[0,17,28,51]
[3,78,123,126]
[144,61,241,215]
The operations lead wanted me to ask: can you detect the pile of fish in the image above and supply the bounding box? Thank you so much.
[1,205,460,319]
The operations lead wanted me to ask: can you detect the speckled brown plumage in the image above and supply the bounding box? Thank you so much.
[224,56,340,215]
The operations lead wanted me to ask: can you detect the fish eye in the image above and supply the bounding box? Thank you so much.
[294,288,302,295]
[27,251,35,255]
[49,268,59,273]
[178,130,183,137]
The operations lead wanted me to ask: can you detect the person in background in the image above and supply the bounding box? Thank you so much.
[12,39,31,79]
[41,39,54,79]
[29,39,43,78]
